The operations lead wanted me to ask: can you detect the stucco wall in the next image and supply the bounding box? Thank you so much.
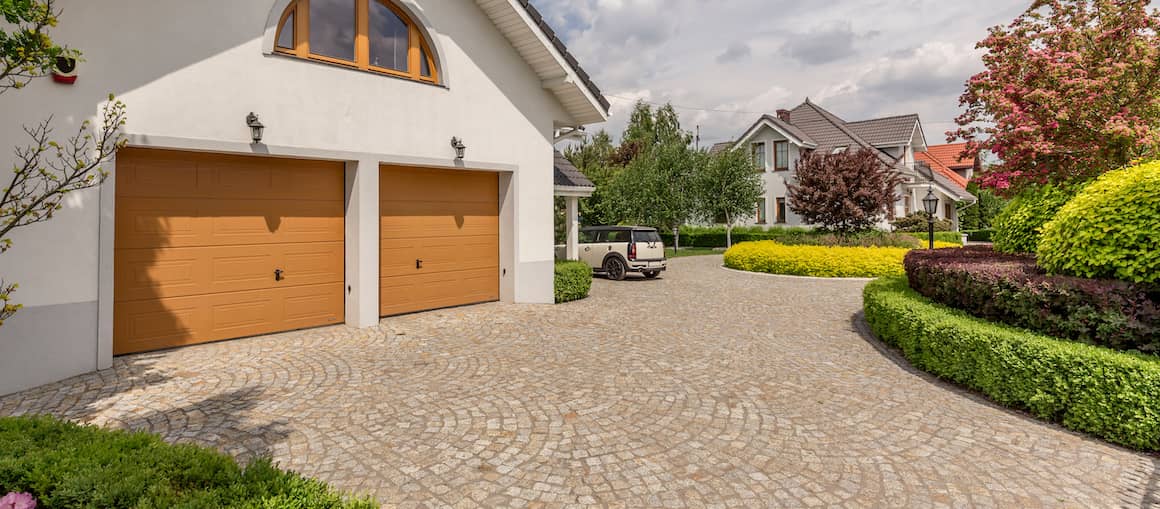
[0,0,575,395]
[740,126,803,227]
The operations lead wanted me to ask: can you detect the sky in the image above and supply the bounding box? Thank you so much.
[528,0,1031,148]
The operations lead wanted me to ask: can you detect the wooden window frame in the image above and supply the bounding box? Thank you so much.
[274,0,439,84]
[756,200,767,224]
[774,141,790,171]
[776,198,787,224]
[752,142,767,172]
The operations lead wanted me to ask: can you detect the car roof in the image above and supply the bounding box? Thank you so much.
[581,226,657,232]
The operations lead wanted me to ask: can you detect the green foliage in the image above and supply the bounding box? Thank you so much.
[660,226,928,249]
[891,212,953,233]
[958,183,1006,230]
[901,231,963,245]
[1038,161,1160,283]
[1,0,77,93]
[724,241,918,278]
[554,261,592,303]
[863,277,1160,450]
[563,130,623,227]
[0,415,376,508]
[693,148,763,245]
[991,184,1076,254]
[964,229,995,242]
[603,139,701,233]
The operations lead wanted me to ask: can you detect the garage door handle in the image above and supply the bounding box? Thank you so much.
[274,269,285,281]
[416,259,423,269]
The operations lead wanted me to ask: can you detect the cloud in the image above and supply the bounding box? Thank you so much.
[529,0,1025,145]
[780,22,878,65]
[716,42,752,64]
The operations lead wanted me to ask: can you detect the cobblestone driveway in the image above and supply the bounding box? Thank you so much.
[2,255,1157,508]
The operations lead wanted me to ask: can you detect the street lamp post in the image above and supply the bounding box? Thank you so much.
[922,187,939,250]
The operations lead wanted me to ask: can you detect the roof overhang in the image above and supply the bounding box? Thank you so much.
[474,0,610,125]
[554,185,595,197]
[732,116,818,150]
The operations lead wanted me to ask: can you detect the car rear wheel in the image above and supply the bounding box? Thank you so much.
[644,271,660,279]
[604,257,627,281]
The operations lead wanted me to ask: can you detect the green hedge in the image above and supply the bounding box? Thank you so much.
[1038,161,1160,283]
[964,229,995,242]
[902,231,963,246]
[554,261,592,303]
[863,277,1160,450]
[991,184,1075,254]
[660,226,928,249]
[0,415,375,508]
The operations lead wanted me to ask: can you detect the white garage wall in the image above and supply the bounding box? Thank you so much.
[0,0,576,395]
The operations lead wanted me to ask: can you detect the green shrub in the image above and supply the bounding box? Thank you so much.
[891,213,953,233]
[727,241,928,278]
[662,226,923,249]
[964,229,995,242]
[554,261,592,303]
[863,277,1160,450]
[991,184,1076,254]
[902,231,963,246]
[0,415,376,508]
[1038,161,1160,283]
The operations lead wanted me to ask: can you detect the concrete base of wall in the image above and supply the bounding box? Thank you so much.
[0,301,98,397]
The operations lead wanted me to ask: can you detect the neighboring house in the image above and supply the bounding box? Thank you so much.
[727,99,975,230]
[918,142,980,182]
[0,0,608,396]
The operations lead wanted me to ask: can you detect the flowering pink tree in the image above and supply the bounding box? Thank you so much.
[952,0,1160,194]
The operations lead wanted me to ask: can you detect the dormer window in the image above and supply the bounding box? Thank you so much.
[275,0,439,84]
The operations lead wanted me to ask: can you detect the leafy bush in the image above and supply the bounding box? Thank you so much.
[964,229,995,242]
[724,241,953,278]
[662,226,924,249]
[991,184,1075,253]
[905,247,1159,354]
[0,415,375,508]
[902,231,963,246]
[890,212,953,233]
[864,277,1160,450]
[554,261,593,303]
[1038,161,1160,283]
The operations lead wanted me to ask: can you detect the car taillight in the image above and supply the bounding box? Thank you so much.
[629,242,637,261]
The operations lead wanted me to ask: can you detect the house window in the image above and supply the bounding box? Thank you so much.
[756,200,767,224]
[774,141,790,171]
[945,202,954,221]
[752,142,767,171]
[904,196,912,215]
[275,0,440,84]
[776,198,787,224]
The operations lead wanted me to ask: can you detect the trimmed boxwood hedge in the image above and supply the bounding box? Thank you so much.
[0,415,375,508]
[864,277,1160,450]
[963,229,995,242]
[659,226,954,249]
[554,261,592,303]
[905,247,1159,354]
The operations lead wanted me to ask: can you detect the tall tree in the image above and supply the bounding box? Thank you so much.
[604,142,700,240]
[787,149,904,234]
[952,0,1160,194]
[1,0,127,326]
[562,130,622,227]
[694,148,763,247]
[958,183,1007,230]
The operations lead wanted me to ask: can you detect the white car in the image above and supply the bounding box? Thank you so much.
[559,226,667,280]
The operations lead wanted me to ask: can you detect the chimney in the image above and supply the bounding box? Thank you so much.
[776,109,791,123]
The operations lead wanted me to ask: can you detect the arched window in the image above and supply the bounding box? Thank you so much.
[275,0,439,84]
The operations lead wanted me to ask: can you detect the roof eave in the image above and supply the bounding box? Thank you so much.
[476,0,610,125]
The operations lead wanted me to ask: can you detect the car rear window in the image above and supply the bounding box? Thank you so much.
[633,231,662,243]
[606,231,632,242]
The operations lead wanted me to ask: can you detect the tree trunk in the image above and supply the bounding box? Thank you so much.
[725,217,733,248]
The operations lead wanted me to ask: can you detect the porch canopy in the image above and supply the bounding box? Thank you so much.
[553,150,595,260]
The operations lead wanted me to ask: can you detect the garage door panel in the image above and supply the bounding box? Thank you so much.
[117,198,344,249]
[114,148,345,355]
[380,166,498,203]
[379,269,498,316]
[380,237,499,277]
[380,166,500,317]
[117,149,344,201]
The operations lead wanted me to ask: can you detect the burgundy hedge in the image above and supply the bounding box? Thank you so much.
[904,246,1159,354]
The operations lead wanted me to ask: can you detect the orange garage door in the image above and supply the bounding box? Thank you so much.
[380,166,500,316]
[114,148,345,355]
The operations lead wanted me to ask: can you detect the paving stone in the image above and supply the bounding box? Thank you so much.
[1,255,1156,507]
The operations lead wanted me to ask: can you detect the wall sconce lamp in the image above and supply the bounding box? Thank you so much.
[246,112,265,144]
[451,137,466,160]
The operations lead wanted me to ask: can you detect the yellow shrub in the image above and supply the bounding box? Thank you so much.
[723,241,959,278]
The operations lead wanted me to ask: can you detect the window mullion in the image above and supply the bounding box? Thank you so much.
[408,23,420,78]
[297,0,309,56]
[356,0,370,68]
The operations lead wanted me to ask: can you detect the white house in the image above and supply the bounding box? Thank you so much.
[719,100,975,229]
[0,0,608,396]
